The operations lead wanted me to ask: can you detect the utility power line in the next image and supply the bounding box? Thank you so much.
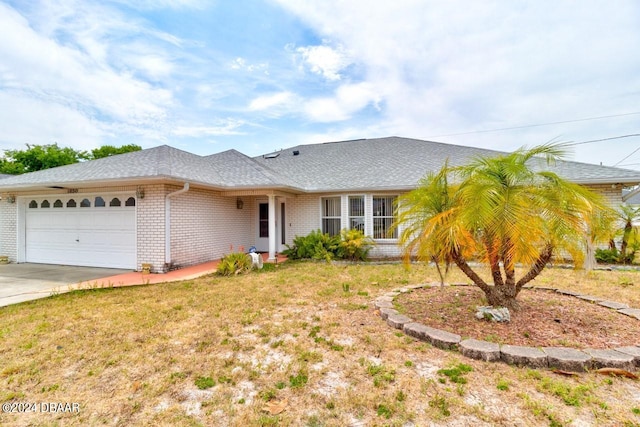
[426,111,640,138]
[564,133,640,147]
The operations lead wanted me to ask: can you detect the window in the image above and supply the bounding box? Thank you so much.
[29,200,37,209]
[41,200,50,208]
[321,197,341,236]
[125,197,136,207]
[66,199,77,208]
[348,196,365,232]
[80,198,91,207]
[259,203,269,238]
[109,198,121,207]
[53,199,63,208]
[373,196,397,239]
[95,197,105,207]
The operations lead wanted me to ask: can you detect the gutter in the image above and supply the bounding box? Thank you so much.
[165,183,190,268]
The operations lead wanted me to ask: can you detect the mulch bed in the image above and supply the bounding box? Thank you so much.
[394,285,640,349]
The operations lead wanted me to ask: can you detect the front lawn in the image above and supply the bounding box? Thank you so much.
[1,262,639,426]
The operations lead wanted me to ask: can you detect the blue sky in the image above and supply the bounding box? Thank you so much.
[1,0,640,169]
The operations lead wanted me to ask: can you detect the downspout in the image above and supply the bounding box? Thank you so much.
[165,183,190,269]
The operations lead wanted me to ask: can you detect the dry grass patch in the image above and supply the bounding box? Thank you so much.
[0,262,638,426]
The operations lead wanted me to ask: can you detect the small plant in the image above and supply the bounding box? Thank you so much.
[367,363,395,387]
[216,252,252,276]
[437,363,473,384]
[289,371,308,388]
[275,381,286,390]
[632,407,640,415]
[429,394,451,417]
[342,283,350,293]
[260,389,277,401]
[194,376,215,390]
[496,379,510,391]
[376,403,393,419]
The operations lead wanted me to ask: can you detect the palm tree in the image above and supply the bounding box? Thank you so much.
[396,162,456,286]
[617,204,640,263]
[396,144,613,310]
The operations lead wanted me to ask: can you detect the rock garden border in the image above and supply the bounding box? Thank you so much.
[375,283,640,372]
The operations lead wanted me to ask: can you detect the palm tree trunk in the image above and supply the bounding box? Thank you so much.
[516,244,554,290]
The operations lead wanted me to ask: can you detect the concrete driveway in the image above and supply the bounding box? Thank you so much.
[0,263,129,308]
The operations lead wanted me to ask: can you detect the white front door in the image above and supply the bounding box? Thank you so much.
[23,195,136,269]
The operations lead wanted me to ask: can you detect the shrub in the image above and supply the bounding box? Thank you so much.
[282,229,375,262]
[216,252,252,276]
[339,229,374,261]
[282,229,340,261]
[595,248,635,264]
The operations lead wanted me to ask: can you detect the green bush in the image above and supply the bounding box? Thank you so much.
[216,252,252,276]
[595,247,635,264]
[282,229,375,261]
[339,229,374,261]
[282,229,340,261]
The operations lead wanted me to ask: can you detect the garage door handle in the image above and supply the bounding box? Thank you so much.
[75,239,79,242]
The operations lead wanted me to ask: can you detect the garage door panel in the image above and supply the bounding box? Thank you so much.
[25,195,136,269]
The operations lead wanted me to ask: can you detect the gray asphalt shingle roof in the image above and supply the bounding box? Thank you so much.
[253,137,640,191]
[0,137,638,192]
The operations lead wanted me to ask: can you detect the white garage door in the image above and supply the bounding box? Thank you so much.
[25,195,136,269]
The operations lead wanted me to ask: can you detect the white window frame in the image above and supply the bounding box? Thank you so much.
[321,196,341,236]
[372,195,398,240]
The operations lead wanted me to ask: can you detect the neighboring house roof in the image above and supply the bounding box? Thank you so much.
[0,136,638,192]
[253,137,640,192]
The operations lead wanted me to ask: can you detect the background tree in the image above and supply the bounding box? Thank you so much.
[89,144,141,160]
[0,144,87,174]
[0,143,142,174]
[395,144,613,310]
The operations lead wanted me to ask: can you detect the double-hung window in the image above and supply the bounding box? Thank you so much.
[373,196,397,239]
[321,197,341,236]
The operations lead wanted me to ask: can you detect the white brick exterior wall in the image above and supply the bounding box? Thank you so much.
[0,182,631,269]
[169,187,253,269]
[0,199,17,261]
[136,184,166,273]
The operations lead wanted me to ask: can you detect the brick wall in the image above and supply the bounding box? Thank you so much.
[169,187,253,269]
[136,184,166,272]
[0,198,17,261]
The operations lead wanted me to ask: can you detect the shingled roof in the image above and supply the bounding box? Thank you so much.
[253,137,640,191]
[0,137,638,192]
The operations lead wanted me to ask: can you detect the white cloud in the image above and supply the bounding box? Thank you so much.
[248,92,296,112]
[295,43,351,81]
[0,1,175,144]
[304,82,379,122]
[0,92,105,150]
[172,120,246,138]
[274,0,640,165]
[230,57,269,73]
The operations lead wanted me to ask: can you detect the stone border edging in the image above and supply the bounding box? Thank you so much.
[375,283,640,372]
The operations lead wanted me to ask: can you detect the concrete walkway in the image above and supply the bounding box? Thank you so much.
[0,253,287,308]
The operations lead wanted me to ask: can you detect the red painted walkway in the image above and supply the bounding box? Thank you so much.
[77,253,287,289]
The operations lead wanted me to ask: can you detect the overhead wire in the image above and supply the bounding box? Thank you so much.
[426,111,640,138]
